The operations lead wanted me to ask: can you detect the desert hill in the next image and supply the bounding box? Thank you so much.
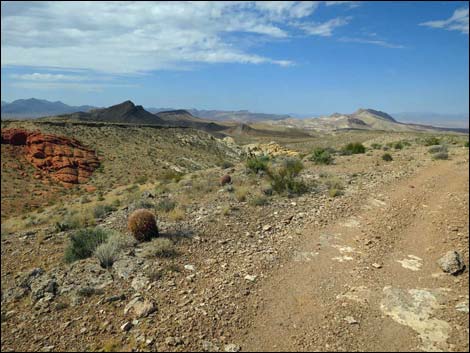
[1,98,96,119]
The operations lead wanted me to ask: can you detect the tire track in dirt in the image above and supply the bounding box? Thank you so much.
[238,157,469,352]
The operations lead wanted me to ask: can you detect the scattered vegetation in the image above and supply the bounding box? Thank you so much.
[246,155,270,174]
[167,207,185,221]
[266,157,308,195]
[382,153,393,161]
[235,187,249,202]
[128,209,159,242]
[423,136,440,146]
[309,147,334,165]
[156,198,177,213]
[148,238,176,258]
[249,193,268,206]
[371,143,382,150]
[342,142,366,155]
[64,227,110,263]
[93,204,116,219]
[393,142,404,150]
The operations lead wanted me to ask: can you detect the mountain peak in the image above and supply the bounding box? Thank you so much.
[354,108,396,122]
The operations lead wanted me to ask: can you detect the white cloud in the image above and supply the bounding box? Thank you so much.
[294,17,351,37]
[10,73,89,82]
[325,1,361,8]
[1,1,347,73]
[339,37,404,49]
[420,7,469,35]
[10,81,138,93]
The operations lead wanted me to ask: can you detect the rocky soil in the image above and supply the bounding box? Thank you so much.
[1,140,468,352]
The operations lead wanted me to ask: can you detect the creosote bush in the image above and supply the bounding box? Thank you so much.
[128,209,159,242]
[266,157,307,195]
[423,136,441,146]
[382,153,393,161]
[342,142,366,155]
[64,227,110,263]
[157,198,177,212]
[310,148,334,165]
[246,155,270,174]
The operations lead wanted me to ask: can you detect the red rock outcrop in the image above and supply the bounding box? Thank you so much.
[1,128,100,185]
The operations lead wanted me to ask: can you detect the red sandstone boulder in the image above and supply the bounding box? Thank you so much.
[1,128,100,185]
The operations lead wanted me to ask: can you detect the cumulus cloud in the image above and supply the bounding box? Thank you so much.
[1,1,349,74]
[420,7,469,35]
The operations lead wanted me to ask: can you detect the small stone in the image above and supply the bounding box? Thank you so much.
[344,316,359,324]
[372,263,382,269]
[262,225,272,232]
[166,336,183,346]
[133,300,157,319]
[244,275,257,282]
[184,264,196,271]
[224,343,241,352]
[120,321,133,332]
[437,251,465,275]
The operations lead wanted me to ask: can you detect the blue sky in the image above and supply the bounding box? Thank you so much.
[1,1,468,117]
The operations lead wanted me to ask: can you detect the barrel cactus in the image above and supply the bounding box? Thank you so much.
[128,209,159,242]
[220,174,232,186]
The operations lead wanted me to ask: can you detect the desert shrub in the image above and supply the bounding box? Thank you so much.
[310,148,334,165]
[148,238,176,258]
[77,286,104,297]
[94,241,119,268]
[167,207,185,221]
[266,158,307,195]
[428,145,448,154]
[249,194,268,206]
[64,227,110,263]
[93,204,116,219]
[235,187,249,202]
[261,183,273,196]
[128,209,159,242]
[246,155,270,174]
[219,160,234,169]
[80,196,91,204]
[402,140,412,146]
[432,152,449,160]
[423,136,440,146]
[156,198,176,212]
[371,143,382,150]
[382,146,390,151]
[160,169,184,183]
[465,141,469,147]
[382,153,393,161]
[323,176,344,197]
[136,175,148,184]
[56,210,94,232]
[394,142,404,150]
[342,142,366,155]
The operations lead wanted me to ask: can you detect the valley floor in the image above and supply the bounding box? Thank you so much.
[1,141,468,352]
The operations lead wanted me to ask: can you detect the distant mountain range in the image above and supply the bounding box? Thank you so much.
[1,98,467,133]
[268,108,469,133]
[49,100,226,133]
[147,108,291,122]
[1,98,96,118]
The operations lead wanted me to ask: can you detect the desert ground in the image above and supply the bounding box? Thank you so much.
[1,119,468,352]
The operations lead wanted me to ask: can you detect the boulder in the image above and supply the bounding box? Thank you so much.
[437,251,465,275]
[1,128,100,185]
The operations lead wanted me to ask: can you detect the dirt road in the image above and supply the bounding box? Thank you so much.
[239,157,469,351]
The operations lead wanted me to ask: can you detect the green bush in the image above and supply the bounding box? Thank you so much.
[371,143,382,150]
[394,142,404,150]
[246,155,270,174]
[266,158,307,195]
[465,141,469,147]
[310,148,334,165]
[382,153,393,161]
[342,142,366,155]
[64,227,110,263]
[249,194,268,206]
[156,198,177,212]
[219,160,234,169]
[423,136,440,146]
[93,204,116,219]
